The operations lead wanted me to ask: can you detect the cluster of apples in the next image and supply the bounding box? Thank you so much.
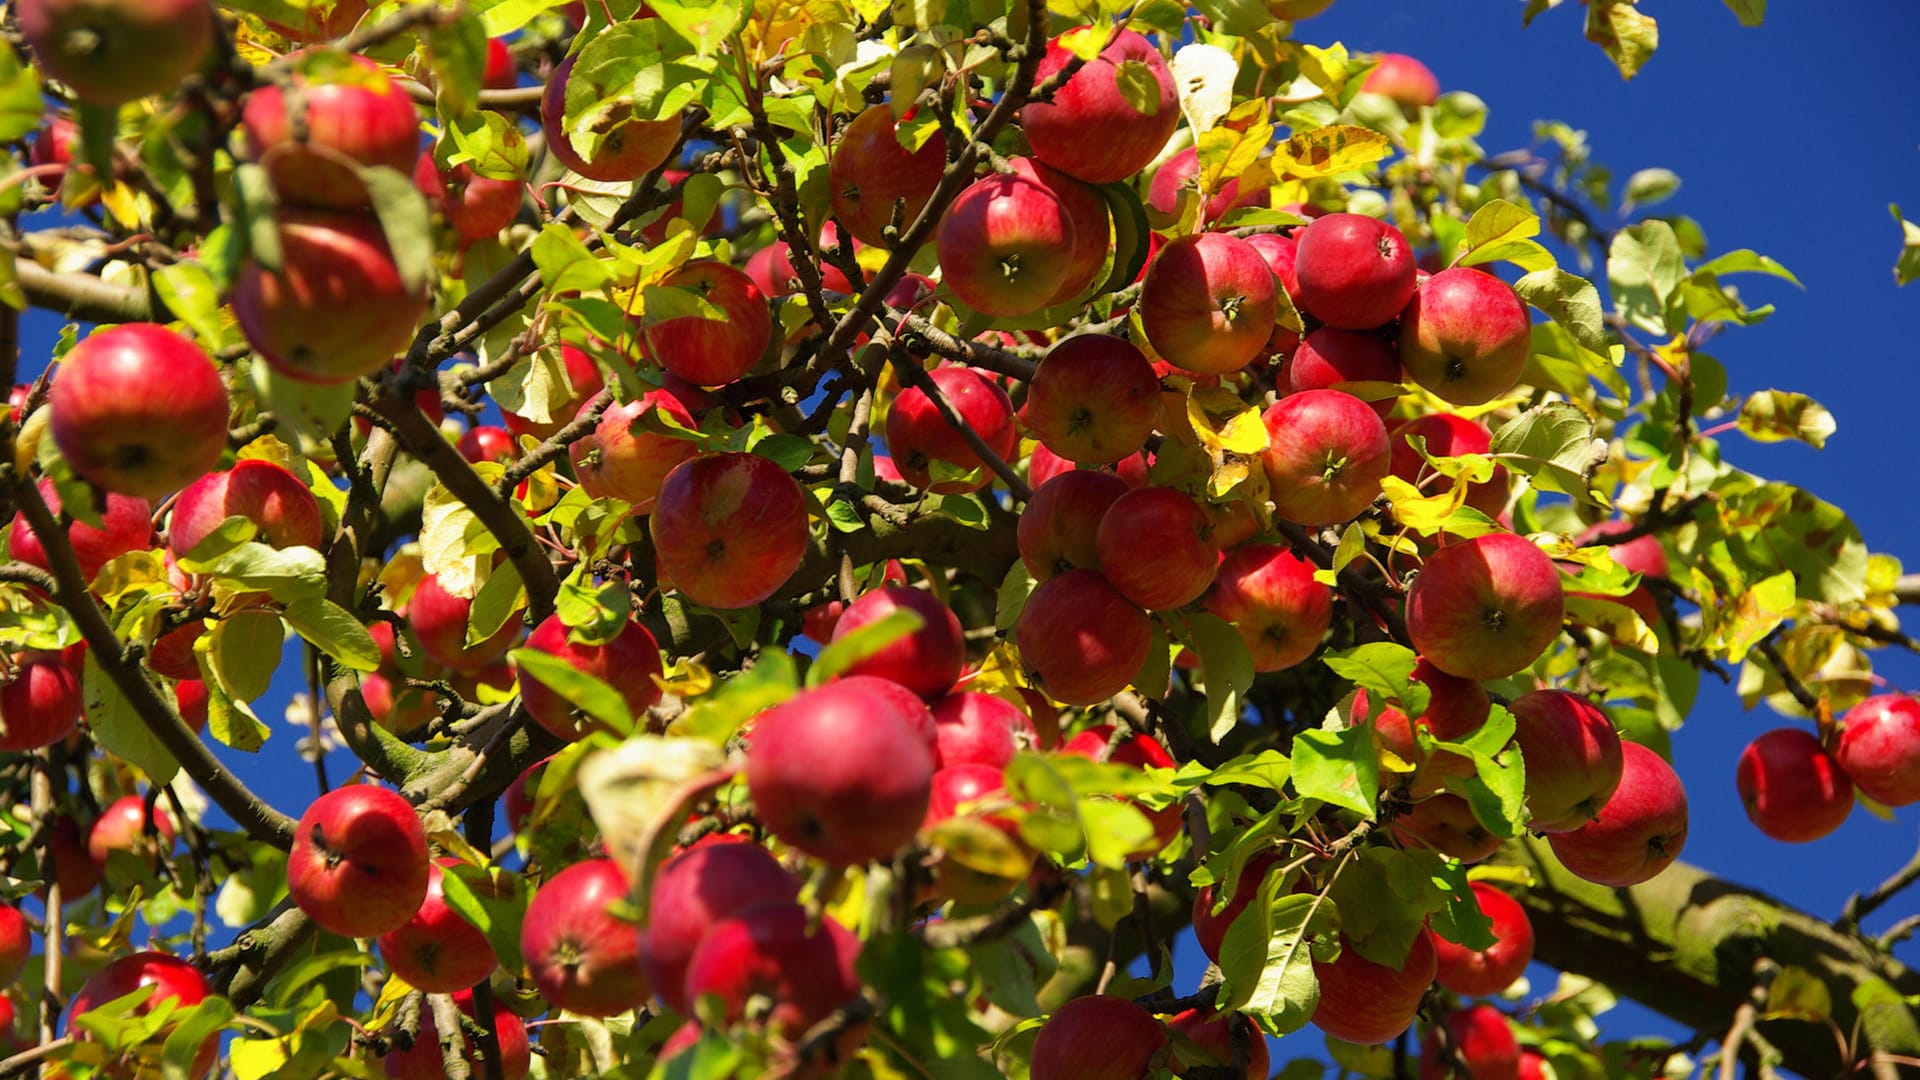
[1736,694,1920,843]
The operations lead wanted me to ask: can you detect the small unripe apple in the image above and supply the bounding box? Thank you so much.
[1030,995,1169,1080]
[1737,727,1853,842]
[1433,882,1534,997]
[50,323,229,500]
[1406,533,1564,681]
[1020,30,1179,185]
[1016,569,1151,706]
[1292,212,1417,331]
[1835,695,1920,806]
[1548,741,1688,887]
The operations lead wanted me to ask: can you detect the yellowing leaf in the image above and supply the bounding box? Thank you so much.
[1380,475,1467,535]
[1738,390,1835,449]
[1271,125,1390,180]
[1585,0,1660,79]
[1563,594,1659,653]
[1171,42,1239,136]
[1186,387,1269,455]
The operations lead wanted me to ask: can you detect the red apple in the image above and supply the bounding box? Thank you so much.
[0,905,26,986]
[1258,389,1392,526]
[415,150,522,242]
[522,857,651,1016]
[65,951,216,1078]
[174,678,209,734]
[242,53,422,209]
[516,613,664,740]
[681,901,864,1042]
[8,479,153,583]
[931,691,1035,769]
[642,837,801,1015]
[1015,569,1152,706]
[1406,533,1565,681]
[502,344,605,442]
[1391,793,1502,863]
[86,793,175,869]
[1146,145,1258,226]
[169,459,325,558]
[935,172,1077,317]
[830,104,949,247]
[1192,851,1285,962]
[885,366,1018,493]
[1018,468,1130,581]
[649,452,809,609]
[1519,1049,1550,1080]
[1737,727,1853,843]
[1007,156,1112,304]
[1312,930,1438,1045]
[1061,725,1181,857]
[361,670,441,732]
[828,586,965,700]
[1205,544,1334,672]
[500,755,553,837]
[49,323,228,499]
[382,989,530,1080]
[572,384,707,516]
[459,425,515,465]
[1281,327,1404,419]
[1509,689,1623,833]
[1167,1007,1270,1080]
[1292,212,1417,331]
[1245,231,1302,305]
[642,261,772,387]
[745,221,859,298]
[541,54,682,182]
[233,208,429,384]
[1391,413,1509,520]
[376,859,499,992]
[407,571,520,673]
[1548,741,1689,887]
[1031,995,1169,1080]
[1095,487,1219,611]
[1020,30,1179,185]
[1024,335,1159,465]
[1140,232,1280,375]
[1571,518,1668,626]
[1364,54,1441,111]
[1433,883,1534,997]
[1420,1004,1519,1080]
[483,38,517,89]
[30,115,95,205]
[1029,443,1151,490]
[921,763,1033,903]
[286,784,430,938]
[1835,695,1920,807]
[18,0,213,106]
[0,651,82,751]
[745,677,936,865]
[1399,268,1532,407]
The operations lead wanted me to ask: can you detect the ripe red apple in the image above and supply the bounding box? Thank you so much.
[483,38,517,89]
[263,0,368,39]
[9,479,153,583]
[1140,232,1280,375]
[1737,727,1853,842]
[1311,930,1438,1045]
[1391,793,1501,863]
[1166,1007,1270,1080]
[1518,1049,1550,1080]
[87,793,175,869]
[415,151,522,242]
[1007,156,1112,304]
[1420,1004,1520,1080]
[516,614,664,740]
[828,586,965,700]
[1509,689,1623,833]
[1192,851,1285,962]
[1548,741,1689,887]
[65,951,216,1079]
[0,905,26,986]
[1259,389,1392,526]
[746,677,936,865]
[382,989,530,1080]
[1391,413,1509,519]
[1020,30,1179,185]
[1406,533,1565,681]
[1095,487,1219,611]
[233,208,429,384]
[459,425,516,465]
[570,382,709,516]
[931,691,1035,769]
[745,221,860,298]
[501,344,605,442]
[360,670,440,733]
[935,172,1077,317]
[49,323,228,499]
[642,261,772,387]
[174,678,208,734]
[1146,145,1258,226]
[1025,335,1159,465]
[522,857,651,1016]
[649,452,809,609]
[1433,882,1534,997]
[407,572,520,673]
[169,459,325,558]
[541,54,682,182]
[1016,569,1152,706]
[1367,661,1491,795]
[1031,995,1169,1080]
[1245,231,1302,304]
[30,116,97,208]
[1292,212,1418,330]
[1018,469,1130,581]
[1206,544,1334,673]
[681,901,863,1041]
[1835,695,1920,807]
[41,814,102,899]
[376,859,499,993]
[1061,724,1182,856]
[885,366,1018,493]
[1029,442,1151,490]
[1399,268,1533,406]
[0,651,82,752]
[1364,54,1441,111]
[242,53,421,209]
[1571,519,1669,626]
[921,763,1033,904]
[287,784,430,938]
[830,104,948,246]
[642,836,801,1015]
[18,0,213,106]
[1281,328,1404,419]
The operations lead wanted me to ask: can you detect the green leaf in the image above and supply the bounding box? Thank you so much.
[1893,205,1920,287]
[470,560,528,645]
[1621,167,1680,209]
[938,494,992,530]
[1607,220,1685,333]
[210,609,285,703]
[806,607,924,687]
[510,648,636,734]
[1489,402,1611,508]
[1079,797,1157,869]
[151,262,226,348]
[1182,613,1255,743]
[83,650,179,785]
[1457,199,1540,262]
[194,645,271,753]
[1695,249,1798,286]
[1217,884,1338,1035]
[669,648,797,744]
[1322,642,1430,718]
[532,222,614,292]
[1585,0,1660,79]
[1428,861,1497,951]
[1005,753,1084,861]
[0,48,40,143]
[281,597,380,672]
[994,561,1038,633]
[1327,848,1443,966]
[162,996,234,1077]
[1737,390,1835,449]
[1291,725,1380,819]
[438,863,529,973]
[1515,268,1607,357]
[648,0,749,56]
[1722,0,1765,27]
[749,433,816,473]
[440,108,530,180]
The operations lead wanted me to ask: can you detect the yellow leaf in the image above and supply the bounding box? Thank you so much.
[1185,386,1270,455]
[654,656,715,698]
[1380,475,1467,535]
[1271,125,1391,180]
[1207,458,1251,499]
[1563,594,1659,653]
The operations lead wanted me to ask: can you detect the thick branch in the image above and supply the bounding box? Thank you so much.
[16,260,152,324]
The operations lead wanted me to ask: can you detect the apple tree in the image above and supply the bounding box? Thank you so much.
[0,0,1913,1078]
